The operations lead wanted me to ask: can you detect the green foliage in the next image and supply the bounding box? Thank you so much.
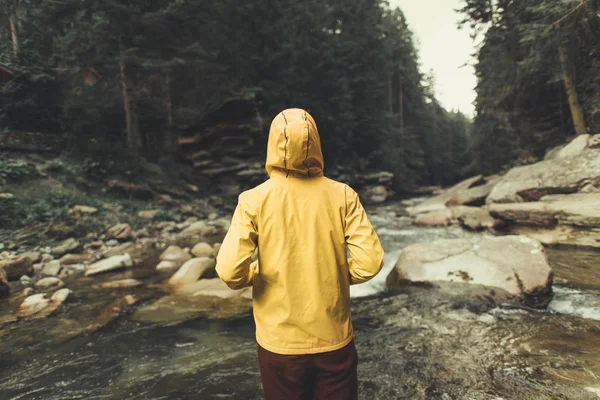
[460,0,599,174]
[152,210,175,222]
[81,158,115,181]
[0,161,35,183]
[0,0,473,188]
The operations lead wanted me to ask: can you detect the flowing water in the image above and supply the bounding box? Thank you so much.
[1,201,599,399]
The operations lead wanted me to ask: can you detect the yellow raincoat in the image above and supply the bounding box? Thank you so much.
[216,108,384,355]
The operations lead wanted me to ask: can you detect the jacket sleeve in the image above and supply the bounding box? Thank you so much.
[216,192,259,290]
[344,186,384,285]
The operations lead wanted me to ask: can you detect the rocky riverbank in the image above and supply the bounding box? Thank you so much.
[406,134,600,251]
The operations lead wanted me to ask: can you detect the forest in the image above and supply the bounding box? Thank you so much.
[461,0,599,174]
[0,0,472,190]
[1,1,598,188]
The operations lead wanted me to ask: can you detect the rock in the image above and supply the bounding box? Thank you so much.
[33,289,72,319]
[180,221,218,237]
[447,176,500,206]
[105,239,119,247]
[85,253,133,277]
[156,245,191,271]
[175,278,250,298]
[41,260,62,276]
[100,279,143,289]
[102,241,135,258]
[20,251,41,263]
[133,279,252,323]
[213,242,222,254]
[450,206,500,231]
[361,171,394,185]
[407,175,485,215]
[107,223,133,240]
[487,150,600,203]
[208,218,231,232]
[67,264,86,271]
[0,269,9,298]
[159,194,176,205]
[20,275,32,286]
[0,193,14,200]
[89,241,104,249]
[190,242,215,258]
[40,253,54,263]
[169,257,216,288]
[60,253,92,265]
[138,210,161,219]
[546,134,591,160]
[71,205,98,216]
[503,224,600,251]
[361,185,389,204]
[176,217,199,230]
[35,277,65,290]
[589,134,600,149]
[490,193,600,227]
[414,209,454,226]
[0,256,34,281]
[51,238,81,257]
[18,294,50,317]
[386,236,553,308]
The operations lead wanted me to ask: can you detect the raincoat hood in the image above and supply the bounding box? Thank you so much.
[265,108,324,177]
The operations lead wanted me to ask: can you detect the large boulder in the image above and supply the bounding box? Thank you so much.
[386,236,553,308]
[446,176,501,207]
[414,206,500,231]
[414,209,453,226]
[132,279,251,323]
[490,193,600,227]
[545,134,592,160]
[0,256,34,281]
[407,175,484,215]
[487,150,600,203]
[450,206,500,231]
[509,225,600,250]
[168,257,216,288]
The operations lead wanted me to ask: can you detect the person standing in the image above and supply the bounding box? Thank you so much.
[216,108,384,400]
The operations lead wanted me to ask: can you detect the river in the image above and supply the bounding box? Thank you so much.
[0,201,599,399]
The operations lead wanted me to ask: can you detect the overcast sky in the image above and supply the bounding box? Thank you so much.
[390,0,477,117]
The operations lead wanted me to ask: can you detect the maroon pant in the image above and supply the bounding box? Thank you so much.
[257,340,358,400]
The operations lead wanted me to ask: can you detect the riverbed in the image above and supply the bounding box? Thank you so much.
[0,202,599,399]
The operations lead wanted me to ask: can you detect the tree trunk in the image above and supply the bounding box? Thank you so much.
[388,73,393,114]
[558,46,587,136]
[399,81,404,135]
[119,54,141,158]
[163,72,178,157]
[9,16,19,56]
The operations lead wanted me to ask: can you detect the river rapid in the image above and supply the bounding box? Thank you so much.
[0,201,599,399]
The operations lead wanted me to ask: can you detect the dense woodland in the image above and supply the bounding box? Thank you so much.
[0,0,598,190]
[0,0,471,189]
[460,0,600,174]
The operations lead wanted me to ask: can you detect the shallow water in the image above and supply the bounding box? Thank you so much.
[1,202,600,399]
